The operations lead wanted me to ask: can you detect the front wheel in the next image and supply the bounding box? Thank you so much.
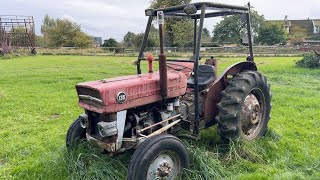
[66,115,86,149]
[216,71,271,141]
[128,134,190,180]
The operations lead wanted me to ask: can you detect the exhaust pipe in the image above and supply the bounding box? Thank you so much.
[157,11,168,98]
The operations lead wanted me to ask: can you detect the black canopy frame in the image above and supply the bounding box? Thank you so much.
[136,2,254,136]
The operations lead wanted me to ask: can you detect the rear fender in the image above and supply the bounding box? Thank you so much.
[204,61,257,127]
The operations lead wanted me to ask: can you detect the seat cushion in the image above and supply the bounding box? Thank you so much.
[187,65,215,90]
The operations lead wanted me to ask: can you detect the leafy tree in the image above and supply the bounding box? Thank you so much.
[289,26,308,45]
[257,22,288,45]
[202,28,210,38]
[202,27,212,44]
[150,0,191,47]
[73,31,93,47]
[102,38,118,47]
[172,20,194,47]
[40,15,92,47]
[41,15,56,47]
[41,15,56,35]
[132,33,156,49]
[213,11,264,44]
[122,26,159,49]
[36,35,45,47]
[150,0,191,9]
[149,25,160,47]
[123,32,135,47]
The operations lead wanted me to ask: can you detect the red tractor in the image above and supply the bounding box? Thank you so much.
[66,2,271,179]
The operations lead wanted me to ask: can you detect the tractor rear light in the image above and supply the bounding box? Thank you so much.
[97,121,117,137]
[145,9,154,16]
[183,4,197,15]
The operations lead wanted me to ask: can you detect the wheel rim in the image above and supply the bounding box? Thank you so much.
[240,88,265,140]
[146,151,181,180]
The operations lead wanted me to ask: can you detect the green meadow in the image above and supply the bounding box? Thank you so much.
[0,55,319,179]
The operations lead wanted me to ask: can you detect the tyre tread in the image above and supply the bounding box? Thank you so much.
[216,71,272,141]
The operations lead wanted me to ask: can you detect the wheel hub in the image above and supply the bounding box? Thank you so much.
[251,104,261,124]
[157,162,172,178]
[241,93,262,138]
[147,152,179,179]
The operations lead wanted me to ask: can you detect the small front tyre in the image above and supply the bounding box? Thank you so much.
[128,134,190,180]
[66,115,86,149]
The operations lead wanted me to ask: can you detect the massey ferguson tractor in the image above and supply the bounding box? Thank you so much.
[66,2,271,179]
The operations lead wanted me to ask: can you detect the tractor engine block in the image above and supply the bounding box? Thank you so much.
[124,99,181,138]
[179,92,205,129]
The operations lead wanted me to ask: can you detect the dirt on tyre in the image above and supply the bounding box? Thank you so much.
[128,134,190,180]
[66,116,86,149]
[216,70,271,141]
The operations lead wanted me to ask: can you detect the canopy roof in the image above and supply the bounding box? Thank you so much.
[145,2,249,19]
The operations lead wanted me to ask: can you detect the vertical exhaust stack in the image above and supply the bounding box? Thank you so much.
[157,11,168,98]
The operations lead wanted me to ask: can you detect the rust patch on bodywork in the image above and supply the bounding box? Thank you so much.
[86,133,117,152]
[204,61,257,127]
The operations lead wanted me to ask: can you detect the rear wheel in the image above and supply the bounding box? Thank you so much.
[128,134,190,180]
[216,71,271,141]
[66,116,86,149]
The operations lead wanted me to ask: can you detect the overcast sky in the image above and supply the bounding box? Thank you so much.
[1,0,319,41]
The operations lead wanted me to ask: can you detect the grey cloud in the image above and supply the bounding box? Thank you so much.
[1,0,319,41]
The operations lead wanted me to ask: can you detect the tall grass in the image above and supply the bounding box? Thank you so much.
[0,56,319,179]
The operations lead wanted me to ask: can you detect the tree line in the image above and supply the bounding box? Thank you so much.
[38,15,92,47]
[37,0,299,48]
[116,2,289,48]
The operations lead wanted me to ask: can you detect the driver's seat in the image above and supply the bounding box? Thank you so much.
[187,65,215,91]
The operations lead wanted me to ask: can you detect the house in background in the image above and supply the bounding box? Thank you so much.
[269,16,320,36]
[313,20,320,34]
[91,37,103,47]
[268,16,320,45]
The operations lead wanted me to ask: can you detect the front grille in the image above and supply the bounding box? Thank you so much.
[77,87,101,100]
[77,86,103,109]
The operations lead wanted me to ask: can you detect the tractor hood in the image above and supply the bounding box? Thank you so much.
[76,71,188,113]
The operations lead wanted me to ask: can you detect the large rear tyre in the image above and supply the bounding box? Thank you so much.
[128,134,190,180]
[66,116,86,149]
[216,71,271,141]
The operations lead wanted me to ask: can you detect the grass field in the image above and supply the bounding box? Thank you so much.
[0,55,319,179]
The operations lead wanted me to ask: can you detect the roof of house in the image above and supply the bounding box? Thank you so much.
[290,20,314,35]
[267,18,320,35]
[91,37,102,45]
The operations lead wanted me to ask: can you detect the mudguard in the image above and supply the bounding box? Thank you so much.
[204,61,257,127]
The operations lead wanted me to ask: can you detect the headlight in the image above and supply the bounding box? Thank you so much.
[79,114,89,129]
[97,121,117,137]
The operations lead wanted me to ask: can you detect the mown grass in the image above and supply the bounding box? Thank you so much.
[0,55,319,179]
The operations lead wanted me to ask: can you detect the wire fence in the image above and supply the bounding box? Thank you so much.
[30,45,320,57]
